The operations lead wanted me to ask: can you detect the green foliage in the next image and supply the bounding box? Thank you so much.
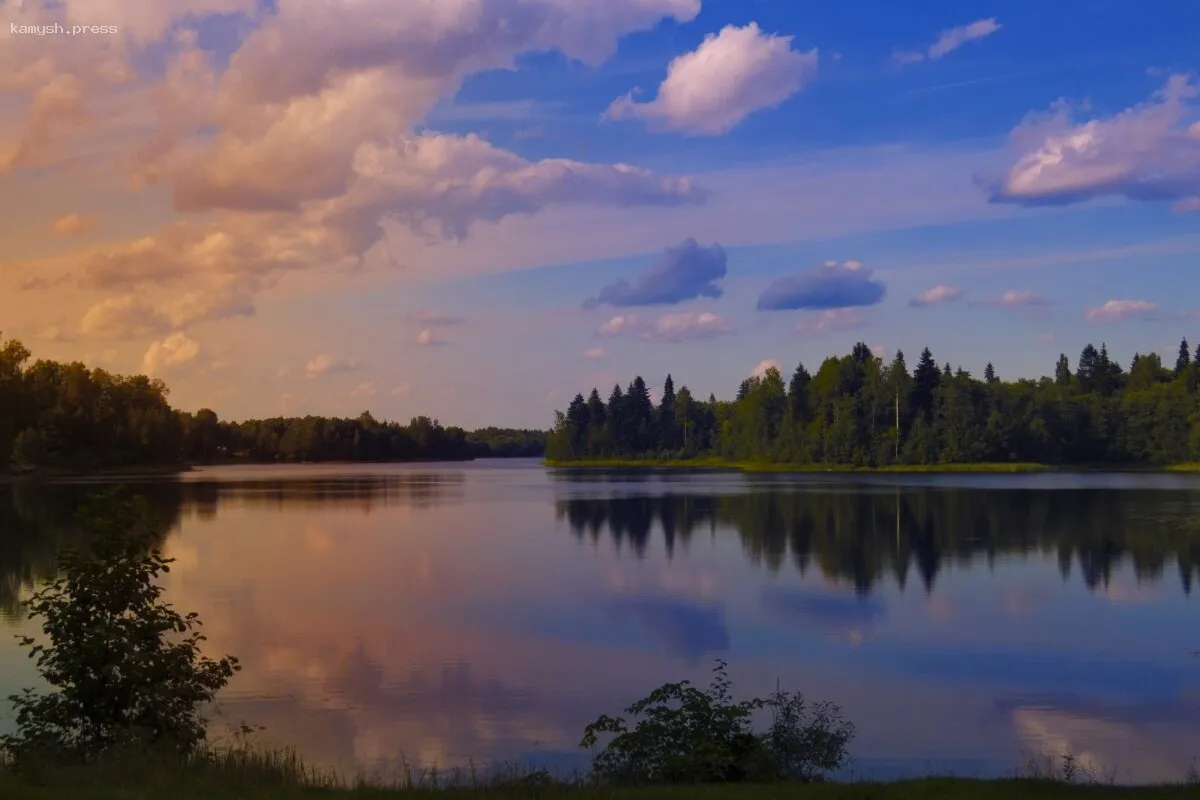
[0,334,544,474]
[579,660,853,786]
[0,490,240,764]
[548,338,1200,467]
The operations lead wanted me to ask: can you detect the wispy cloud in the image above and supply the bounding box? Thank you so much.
[304,355,361,379]
[1085,299,1158,323]
[641,311,732,343]
[794,308,867,336]
[909,284,961,307]
[893,18,1002,66]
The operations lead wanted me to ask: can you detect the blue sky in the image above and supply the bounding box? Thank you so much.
[2,0,1199,426]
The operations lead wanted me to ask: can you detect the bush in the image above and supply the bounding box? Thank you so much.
[579,659,854,785]
[0,490,240,765]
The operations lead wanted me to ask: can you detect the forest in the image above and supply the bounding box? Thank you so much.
[546,339,1200,467]
[0,334,545,473]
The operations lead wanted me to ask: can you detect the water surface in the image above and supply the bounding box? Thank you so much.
[2,460,1199,783]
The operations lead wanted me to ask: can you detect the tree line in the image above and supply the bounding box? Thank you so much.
[547,339,1200,466]
[0,334,545,473]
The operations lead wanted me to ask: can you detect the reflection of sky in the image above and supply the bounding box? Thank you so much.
[1,463,1199,783]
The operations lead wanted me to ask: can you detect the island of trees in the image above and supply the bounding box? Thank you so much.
[0,334,545,474]
[546,339,1200,468]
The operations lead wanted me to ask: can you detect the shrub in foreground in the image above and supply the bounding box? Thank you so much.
[580,660,854,785]
[0,490,240,765]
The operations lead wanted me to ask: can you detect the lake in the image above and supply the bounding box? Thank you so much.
[2,460,1199,783]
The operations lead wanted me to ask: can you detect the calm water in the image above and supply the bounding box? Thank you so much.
[2,460,1200,783]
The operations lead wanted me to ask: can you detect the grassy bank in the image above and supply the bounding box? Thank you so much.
[544,458,1053,474]
[1,776,1197,799]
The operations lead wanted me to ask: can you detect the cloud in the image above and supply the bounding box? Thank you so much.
[350,381,378,399]
[909,284,961,307]
[893,18,1002,66]
[142,332,200,375]
[751,358,781,378]
[415,328,448,346]
[605,23,818,136]
[982,290,1050,308]
[596,314,640,338]
[77,276,257,339]
[583,238,727,308]
[757,260,886,311]
[1084,299,1158,323]
[79,295,170,339]
[641,311,732,343]
[304,355,361,379]
[35,324,71,343]
[404,311,464,327]
[582,347,606,359]
[390,383,412,397]
[6,0,707,324]
[794,308,866,336]
[49,212,97,236]
[985,75,1200,208]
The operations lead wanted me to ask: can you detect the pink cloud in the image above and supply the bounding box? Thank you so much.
[1084,299,1158,323]
[794,308,866,336]
[606,23,817,136]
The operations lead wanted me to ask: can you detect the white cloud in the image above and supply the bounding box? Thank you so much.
[642,311,732,342]
[982,290,1050,308]
[142,331,200,375]
[50,212,97,236]
[582,346,606,359]
[596,315,638,337]
[751,358,781,378]
[415,328,449,346]
[1084,299,1158,323]
[350,381,378,399]
[606,23,818,135]
[79,295,169,339]
[909,284,961,307]
[894,18,1001,66]
[304,354,361,378]
[987,75,1200,207]
[794,308,866,336]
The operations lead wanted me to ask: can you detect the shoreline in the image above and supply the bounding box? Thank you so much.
[544,459,1200,474]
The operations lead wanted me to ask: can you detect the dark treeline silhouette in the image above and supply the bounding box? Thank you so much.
[0,335,545,473]
[555,488,1200,596]
[547,340,1200,466]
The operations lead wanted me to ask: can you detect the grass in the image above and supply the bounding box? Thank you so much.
[544,458,1053,474]
[2,747,1196,800]
[1164,463,1200,472]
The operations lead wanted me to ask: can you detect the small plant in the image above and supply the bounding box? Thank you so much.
[0,490,240,765]
[580,659,854,785]
[1062,753,1078,783]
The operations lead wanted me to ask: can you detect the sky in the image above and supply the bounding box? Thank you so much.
[1,0,1199,429]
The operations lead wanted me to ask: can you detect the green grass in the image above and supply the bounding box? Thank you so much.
[1164,463,1200,472]
[1,776,1197,799]
[543,458,1053,474]
[1,746,1195,800]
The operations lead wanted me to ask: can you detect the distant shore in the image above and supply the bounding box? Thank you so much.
[545,459,1200,474]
